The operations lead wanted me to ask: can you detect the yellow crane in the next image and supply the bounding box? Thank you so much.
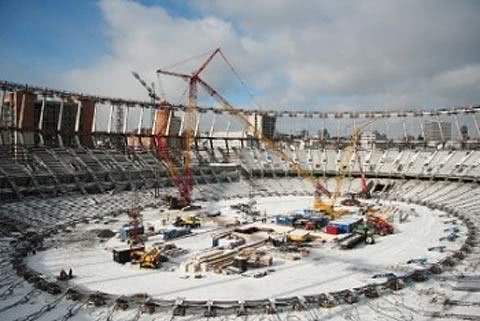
[328,120,376,218]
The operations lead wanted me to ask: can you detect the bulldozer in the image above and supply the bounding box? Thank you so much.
[173,215,201,228]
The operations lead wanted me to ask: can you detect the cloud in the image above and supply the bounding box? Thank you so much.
[62,0,480,112]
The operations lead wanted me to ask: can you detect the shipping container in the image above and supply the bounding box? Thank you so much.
[329,217,363,234]
[112,246,145,264]
[119,225,145,241]
[326,225,340,234]
[275,215,293,225]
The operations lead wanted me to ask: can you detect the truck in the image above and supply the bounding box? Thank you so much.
[163,228,191,241]
[173,215,201,228]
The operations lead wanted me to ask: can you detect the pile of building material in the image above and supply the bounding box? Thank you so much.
[287,230,311,242]
[182,244,273,274]
[212,231,245,248]
[239,247,272,264]
[160,243,188,257]
[272,243,311,260]
[182,249,237,273]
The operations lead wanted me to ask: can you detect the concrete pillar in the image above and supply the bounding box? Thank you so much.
[13,90,36,131]
[78,98,95,147]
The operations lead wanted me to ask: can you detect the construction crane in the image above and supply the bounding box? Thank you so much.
[157,48,376,217]
[330,120,375,216]
[157,48,338,214]
[131,71,193,206]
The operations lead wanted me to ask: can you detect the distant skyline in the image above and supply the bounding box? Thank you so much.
[1,0,480,112]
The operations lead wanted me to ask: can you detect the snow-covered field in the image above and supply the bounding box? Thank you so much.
[25,196,462,301]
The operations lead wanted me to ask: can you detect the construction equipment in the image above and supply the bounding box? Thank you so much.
[163,227,192,240]
[157,48,374,217]
[157,49,336,215]
[173,215,201,228]
[368,215,394,236]
[127,191,144,247]
[140,248,163,269]
[326,121,375,218]
[132,72,194,206]
[131,247,164,269]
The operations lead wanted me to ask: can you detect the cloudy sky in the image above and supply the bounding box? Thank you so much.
[1,0,480,112]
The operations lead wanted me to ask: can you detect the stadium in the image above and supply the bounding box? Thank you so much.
[0,72,479,321]
[1,1,480,320]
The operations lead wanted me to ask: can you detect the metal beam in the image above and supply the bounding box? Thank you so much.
[74,100,81,133]
[137,106,144,135]
[18,92,26,129]
[123,106,129,134]
[91,103,97,133]
[472,114,480,139]
[57,98,64,132]
[107,104,114,134]
[0,89,5,125]
[436,115,445,142]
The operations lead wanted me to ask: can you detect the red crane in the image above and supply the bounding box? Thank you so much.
[131,71,193,205]
[153,49,222,206]
[157,49,336,210]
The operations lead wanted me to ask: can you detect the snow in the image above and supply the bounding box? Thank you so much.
[25,196,461,301]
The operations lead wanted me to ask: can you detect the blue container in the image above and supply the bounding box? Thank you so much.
[163,228,191,240]
[275,215,292,225]
[119,225,144,241]
[330,217,363,234]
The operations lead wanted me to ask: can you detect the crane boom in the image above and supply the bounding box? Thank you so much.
[195,77,332,206]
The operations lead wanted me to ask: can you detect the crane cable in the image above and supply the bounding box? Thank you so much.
[218,50,264,111]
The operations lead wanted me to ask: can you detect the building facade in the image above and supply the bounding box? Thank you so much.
[1,91,95,146]
[247,113,276,139]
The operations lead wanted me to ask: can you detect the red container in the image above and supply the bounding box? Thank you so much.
[326,225,339,235]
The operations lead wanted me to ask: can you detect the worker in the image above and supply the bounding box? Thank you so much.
[59,269,67,280]
[68,268,73,279]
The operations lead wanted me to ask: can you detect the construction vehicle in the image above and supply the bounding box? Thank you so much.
[140,248,163,269]
[163,227,192,240]
[368,215,394,236]
[131,247,164,269]
[340,225,375,249]
[173,215,201,228]
[164,195,189,210]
